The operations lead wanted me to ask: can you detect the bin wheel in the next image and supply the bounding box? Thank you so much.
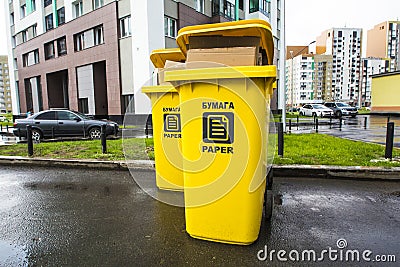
[265,189,273,220]
[266,169,273,190]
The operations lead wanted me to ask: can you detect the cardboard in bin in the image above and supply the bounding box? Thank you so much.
[187,47,261,66]
[158,60,186,85]
[176,19,274,65]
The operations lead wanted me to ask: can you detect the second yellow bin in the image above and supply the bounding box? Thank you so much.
[142,48,186,191]
[142,85,183,191]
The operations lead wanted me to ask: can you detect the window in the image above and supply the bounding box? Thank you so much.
[78,98,89,114]
[74,1,83,18]
[57,7,65,25]
[45,14,53,31]
[249,0,258,13]
[94,25,104,45]
[57,111,79,120]
[260,0,271,15]
[338,31,342,38]
[223,0,235,19]
[239,0,244,10]
[250,0,270,16]
[31,0,36,12]
[20,4,26,18]
[32,24,37,37]
[75,32,84,51]
[10,12,14,25]
[35,111,56,120]
[44,41,55,60]
[21,30,27,42]
[74,25,104,51]
[212,0,220,15]
[57,36,67,56]
[122,95,134,114]
[195,0,204,13]
[22,49,39,67]
[93,0,103,9]
[119,16,131,38]
[44,0,52,7]
[164,17,176,38]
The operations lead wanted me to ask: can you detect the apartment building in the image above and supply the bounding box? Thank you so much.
[360,57,390,107]
[5,0,285,121]
[316,28,362,103]
[313,54,333,102]
[0,56,12,113]
[285,53,316,107]
[367,21,400,72]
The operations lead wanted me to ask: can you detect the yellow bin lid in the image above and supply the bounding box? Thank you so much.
[150,48,186,68]
[176,19,274,65]
[142,85,178,94]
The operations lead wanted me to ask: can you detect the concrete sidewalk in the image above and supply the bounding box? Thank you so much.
[1,156,399,181]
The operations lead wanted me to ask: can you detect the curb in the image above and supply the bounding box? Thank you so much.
[0,156,399,181]
[0,156,154,171]
[273,165,400,181]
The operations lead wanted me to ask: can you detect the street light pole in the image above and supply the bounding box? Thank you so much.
[290,50,294,111]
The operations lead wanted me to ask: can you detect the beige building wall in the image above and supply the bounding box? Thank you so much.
[371,71,400,112]
[367,22,388,58]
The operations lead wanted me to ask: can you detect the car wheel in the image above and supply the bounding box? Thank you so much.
[299,111,304,116]
[31,129,42,142]
[335,111,342,117]
[89,127,102,139]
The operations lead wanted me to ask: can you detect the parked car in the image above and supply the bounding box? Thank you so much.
[13,109,119,141]
[299,104,334,117]
[324,102,358,117]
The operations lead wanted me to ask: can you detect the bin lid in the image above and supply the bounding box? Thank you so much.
[164,65,276,82]
[176,19,274,65]
[150,48,186,68]
[141,85,178,94]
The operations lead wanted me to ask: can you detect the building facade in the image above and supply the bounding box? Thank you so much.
[285,53,333,107]
[313,54,333,103]
[371,71,400,113]
[367,21,400,72]
[316,28,362,103]
[0,56,12,113]
[360,57,390,107]
[5,0,285,121]
[285,53,316,107]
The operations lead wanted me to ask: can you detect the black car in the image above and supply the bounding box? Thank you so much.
[13,110,119,141]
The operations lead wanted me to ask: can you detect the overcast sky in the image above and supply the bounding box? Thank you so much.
[1,0,400,55]
[286,0,400,46]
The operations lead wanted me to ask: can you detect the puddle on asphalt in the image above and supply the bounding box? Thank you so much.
[0,240,28,266]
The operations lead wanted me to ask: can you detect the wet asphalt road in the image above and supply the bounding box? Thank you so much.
[0,166,399,266]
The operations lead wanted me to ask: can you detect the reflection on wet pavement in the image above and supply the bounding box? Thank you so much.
[288,115,400,148]
[0,166,399,266]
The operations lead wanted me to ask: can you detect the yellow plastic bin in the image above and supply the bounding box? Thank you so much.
[165,20,276,245]
[150,48,186,69]
[141,49,186,191]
